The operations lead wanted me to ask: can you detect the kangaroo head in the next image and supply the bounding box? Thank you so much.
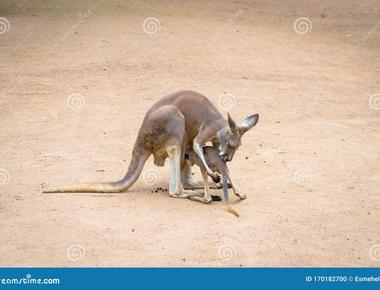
[217,113,259,162]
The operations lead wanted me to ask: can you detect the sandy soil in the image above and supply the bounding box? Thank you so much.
[0,0,379,267]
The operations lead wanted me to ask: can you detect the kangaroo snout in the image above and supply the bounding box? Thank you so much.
[219,153,228,162]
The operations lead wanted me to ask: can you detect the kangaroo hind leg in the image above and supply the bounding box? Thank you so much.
[182,159,204,189]
[167,145,198,198]
[187,167,212,203]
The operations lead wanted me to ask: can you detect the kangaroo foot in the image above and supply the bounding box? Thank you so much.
[170,189,198,198]
[235,192,247,199]
[187,194,212,203]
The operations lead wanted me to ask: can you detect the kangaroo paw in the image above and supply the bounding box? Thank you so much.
[210,173,221,183]
[211,182,232,189]
[170,189,199,198]
[187,194,212,203]
[209,173,220,183]
[236,192,247,200]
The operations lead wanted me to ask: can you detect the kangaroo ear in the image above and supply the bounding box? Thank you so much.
[239,114,259,134]
[227,113,238,133]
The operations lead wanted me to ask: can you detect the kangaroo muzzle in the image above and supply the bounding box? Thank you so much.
[220,153,228,162]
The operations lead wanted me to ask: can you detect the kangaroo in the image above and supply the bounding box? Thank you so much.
[185,146,240,217]
[43,90,259,200]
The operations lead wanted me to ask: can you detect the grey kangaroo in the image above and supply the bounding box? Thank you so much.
[43,90,259,201]
[185,146,240,217]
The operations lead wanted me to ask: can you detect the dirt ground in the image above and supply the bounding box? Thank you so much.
[0,0,379,267]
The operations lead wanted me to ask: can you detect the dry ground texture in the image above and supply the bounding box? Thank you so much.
[0,0,379,266]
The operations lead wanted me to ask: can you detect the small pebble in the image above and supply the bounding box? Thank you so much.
[245,156,248,160]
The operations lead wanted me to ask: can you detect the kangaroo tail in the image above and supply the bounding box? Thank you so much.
[43,145,151,193]
[227,204,240,217]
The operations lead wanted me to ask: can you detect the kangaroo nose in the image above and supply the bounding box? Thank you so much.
[220,154,228,162]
